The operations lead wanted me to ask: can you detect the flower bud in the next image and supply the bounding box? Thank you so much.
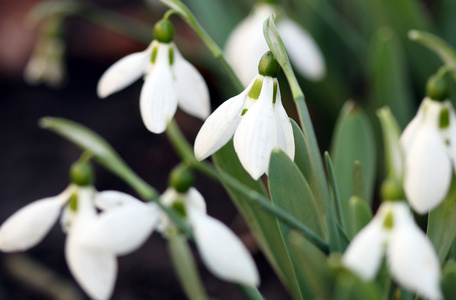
[169,164,194,193]
[70,161,94,186]
[426,74,449,101]
[154,20,174,44]
[380,177,405,201]
[258,51,281,78]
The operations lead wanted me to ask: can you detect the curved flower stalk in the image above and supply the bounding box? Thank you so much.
[91,187,260,287]
[0,185,156,300]
[342,201,442,300]
[194,51,294,180]
[225,2,325,86]
[400,96,456,214]
[97,19,210,134]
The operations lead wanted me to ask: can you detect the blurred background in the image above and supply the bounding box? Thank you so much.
[0,0,454,299]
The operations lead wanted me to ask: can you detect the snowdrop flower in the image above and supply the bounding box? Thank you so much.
[400,75,456,214]
[97,185,259,287]
[194,51,294,180]
[342,201,442,300]
[0,162,156,300]
[97,19,210,133]
[225,0,325,86]
[24,18,66,88]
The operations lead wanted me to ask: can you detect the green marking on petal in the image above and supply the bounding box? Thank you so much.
[172,201,186,218]
[446,139,450,146]
[440,107,450,129]
[169,47,174,66]
[69,193,78,212]
[273,81,278,104]
[151,45,158,64]
[247,77,263,100]
[241,108,248,116]
[383,211,394,230]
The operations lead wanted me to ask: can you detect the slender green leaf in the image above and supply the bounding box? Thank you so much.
[435,0,456,47]
[368,27,413,128]
[268,148,327,299]
[212,141,302,300]
[330,102,376,216]
[427,175,456,263]
[288,231,332,300]
[442,260,456,300]
[39,117,157,200]
[352,161,367,201]
[167,231,208,300]
[324,152,345,230]
[347,196,373,239]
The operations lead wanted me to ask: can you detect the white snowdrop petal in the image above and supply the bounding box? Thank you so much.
[274,87,295,160]
[66,241,117,300]
[80,204,159,256]
[97,50,149,98]
[278,19,325,81]
[184,187,207,215]
[234,77,276,179]
[342,217,386,280]
[189,211,259,286]
[400,99,426,155]
[194,92,246,160]
[387,205,442,300]
[140,44,178,134]
[0,197,64,252]
[95,190,145,211]
[403,125,451,214]
[225,4,271,86]
[173,45,211,120]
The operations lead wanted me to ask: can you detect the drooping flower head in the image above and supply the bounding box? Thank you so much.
[97,19,210,134]
[225,0,325,86]
[400,74,456,213]
[24,17,66,88]
[342,201,442,300]
[0,161,156,300]
[194,51,295,180]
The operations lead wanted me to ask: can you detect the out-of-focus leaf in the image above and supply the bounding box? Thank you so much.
[368,27,413,128]
[324,152,345,229]
[442,260,456,299]
[347,196,373,239]
[212,141,302,300]
[435,0,456,47]
[427,175,456,263]
[268,149,327,299]
[289,231,332,299]
[330,102,376,219]
[352,161,367,201]
[168,231,208,300]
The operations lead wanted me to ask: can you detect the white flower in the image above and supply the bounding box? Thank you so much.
[24,35,66,88]
[194,75,294,180]
[0,185,155,300]
[400,97,456,213]
[97,187,260,287]
[97,40,210,134]
[342,201,442,300]
[225,3,325,86]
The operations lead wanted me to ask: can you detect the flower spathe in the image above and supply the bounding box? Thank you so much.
[225,3,325,86]
[0,185,156,300]
[97,40,210,133]
[342,201,442,300]
[400,97,456,214]
[96,187,260,287]
[194,75,294,180]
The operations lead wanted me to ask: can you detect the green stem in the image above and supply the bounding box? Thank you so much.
[158,0,244,92]
[239,285,265,300]
[166,121,329,255]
